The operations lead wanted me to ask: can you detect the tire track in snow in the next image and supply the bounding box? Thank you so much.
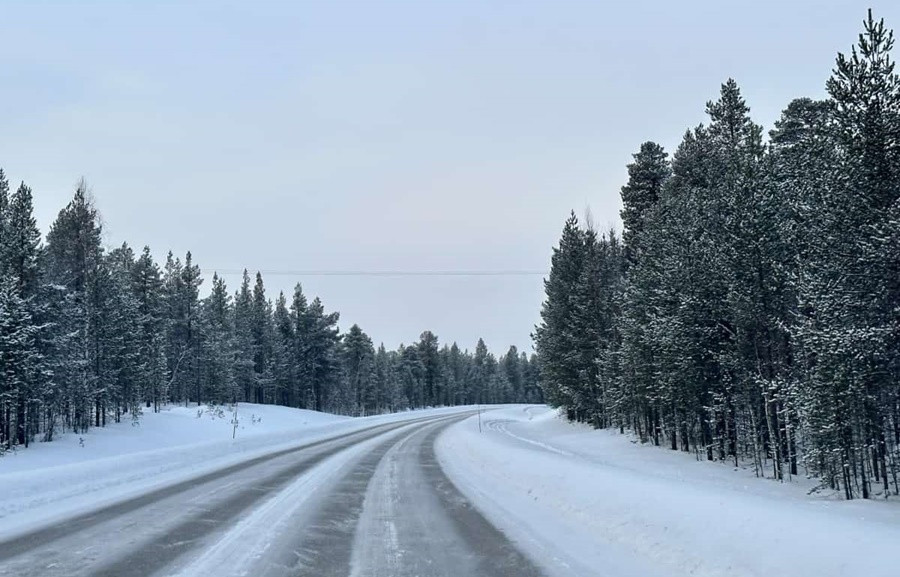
[487,419,573,457]
[346,415,546,577]
[169,418,442,577]
[0,414,451,577]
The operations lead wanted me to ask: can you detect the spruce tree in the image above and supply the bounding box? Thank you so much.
[796,10,900,497]
[534,212,586,419]
[232,270,255,403]
[0,280,42,449]
[131,247,166,411]
[288,283,312,408]
[249,272,273,404]
[0,181,44,446]
[306,297,340,412]
[271,291,294,407]
[341,324,376,416]
[417,331,441,407]
[44,182,103,433]
[619,142,670,266]
[198,273,235,404]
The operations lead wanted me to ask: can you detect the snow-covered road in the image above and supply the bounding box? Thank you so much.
[0,409,541,577]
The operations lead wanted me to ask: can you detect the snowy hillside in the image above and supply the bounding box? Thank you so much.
[437,406,900,577]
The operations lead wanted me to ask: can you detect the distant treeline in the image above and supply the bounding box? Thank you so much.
[535,11,900,500]
[0,178,541,452]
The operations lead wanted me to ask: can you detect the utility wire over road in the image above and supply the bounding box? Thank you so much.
[202,270,549,277]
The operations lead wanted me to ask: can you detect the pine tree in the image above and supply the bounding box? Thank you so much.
[469,338,490,405]
[795,10,900,498]
[417,331,441,408]
[524,353,543,403]
[232,270,255,403]
[101,245,145,422]
[0,181,45,446]
[534,212,586,419]
[0,170,9,265]
[374,343,403,412]
[341,324,376,416]
[445,343,466,406]
[288,283,313,408]
[271,291,294,407]
[131,247,166,411]
[306,297,341,412]
[619,142,670,266]
[0,279,42,450]
[200,273,236,404]
[162,252,185,404]
[249,272,274,404]
[5,183,42,295]
[181,253,203,405]
[398,344,424,409]
[44,182,103,434]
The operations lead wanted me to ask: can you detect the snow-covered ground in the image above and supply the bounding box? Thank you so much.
[0,402,470,540]
[9,403,900,576]
[437,405,900,577]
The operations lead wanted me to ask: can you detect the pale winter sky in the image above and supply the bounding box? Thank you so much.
[1,0,896,353]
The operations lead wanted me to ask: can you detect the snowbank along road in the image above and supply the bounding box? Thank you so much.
[0,410,544,577]
[438,406,900,577]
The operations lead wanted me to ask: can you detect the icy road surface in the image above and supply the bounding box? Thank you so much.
[0,411,542,577]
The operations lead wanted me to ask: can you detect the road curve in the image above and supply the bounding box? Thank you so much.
[0,412,545,577]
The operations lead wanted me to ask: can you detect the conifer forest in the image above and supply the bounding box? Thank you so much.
[535,11,900,500]
[0,176,541,451]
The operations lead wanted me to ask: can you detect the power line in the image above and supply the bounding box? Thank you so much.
[200,269,548,277]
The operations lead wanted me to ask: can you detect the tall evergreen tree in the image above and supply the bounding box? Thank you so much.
[306,297,341,413]
[271,291,294,407]
[131,247,166,411]
[232,270,255,404]
[534,212,586,419]
[795,10,900,498]
[200,273,236,404]
[44,182,103,434]
[249,272,274,404]
[0,280,42,449]
[619,142,670,266]
[398,344,424,409]
[0,181,44,447]
[341,324,376,415]
[417,331,441,407]
[288,283,312,408]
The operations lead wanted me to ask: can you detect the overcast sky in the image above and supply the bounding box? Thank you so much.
[1,0,896,353]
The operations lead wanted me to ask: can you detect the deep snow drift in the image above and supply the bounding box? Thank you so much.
[437,405,900,577]
[0,403,469,540]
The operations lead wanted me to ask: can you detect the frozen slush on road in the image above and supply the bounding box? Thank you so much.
[0,405,542,577]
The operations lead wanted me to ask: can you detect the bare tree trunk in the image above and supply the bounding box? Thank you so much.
[763,389,782,480]
[16,396,26,447]
[749,402,762,478]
